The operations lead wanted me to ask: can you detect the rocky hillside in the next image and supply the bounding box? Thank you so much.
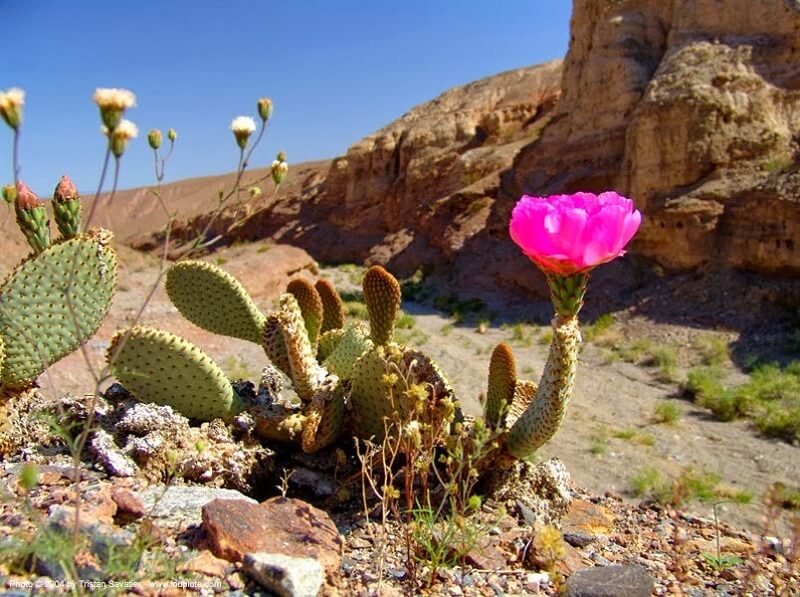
[65,0,800,303]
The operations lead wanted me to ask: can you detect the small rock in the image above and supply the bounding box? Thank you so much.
[244,552,324,597]
[524,571,550,592]
[564,532,596,548]
[139,486,256,531]
[562,500,615,536]
[111,487,145,519]
[565,565,654,597]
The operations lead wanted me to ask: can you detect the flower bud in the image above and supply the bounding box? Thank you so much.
[257,97,273,122]
[14,180,51,253]
[53,175,82,239]
[53,175,78,203]
[249,186,263,198]
[93,88,136,130]
[271,160,289,185]
[0,87,25,130]
[276,150,287,162]
[15,180,41,211]
[167,128,177,143]
[148,129,163,150]
[2,184,17,204]
[104,119,138,157]
[230,116,257,150]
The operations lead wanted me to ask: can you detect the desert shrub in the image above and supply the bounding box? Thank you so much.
[653,402,682,424]
[582,313,614,343]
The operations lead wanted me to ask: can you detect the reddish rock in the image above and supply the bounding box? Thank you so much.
[177,549,231,577]
[561,500,615,536]
[464,537,507,570]
[202,497,342,578]
[111,487,146,519]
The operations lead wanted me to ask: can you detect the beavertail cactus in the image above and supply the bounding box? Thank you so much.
[52,175,82,239]
[0,229,118,389]
[166,260,266,344]
[107,326,244,422]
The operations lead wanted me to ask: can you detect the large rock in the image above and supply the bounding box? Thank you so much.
[202,496,342,581]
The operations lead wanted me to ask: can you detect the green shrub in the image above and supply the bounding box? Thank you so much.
[582,313,614,343]
[653,402,682,425]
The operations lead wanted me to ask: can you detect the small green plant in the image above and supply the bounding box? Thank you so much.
[653,402,682,425]
[215,256,228,265]
[396,311,415,329]
[692,334,730,366]
[648,345,679,382]
[508,322,535,346]
[582,313,614,343]
[769,482,800,511]
[589,431,608,455]
[612,338,653,363]
[701,551,742,571]
[440,323,454,337]
[613,428,655,446]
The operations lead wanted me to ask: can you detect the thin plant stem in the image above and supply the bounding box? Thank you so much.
[12,127,20,184]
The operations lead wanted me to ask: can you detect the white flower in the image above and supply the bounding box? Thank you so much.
[103,119,138,140]
[230,116,257,135]
[0,87,25,110]
[0,87,25,129]
[92,88,136,110]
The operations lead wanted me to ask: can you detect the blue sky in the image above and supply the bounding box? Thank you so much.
[4,1,571,194]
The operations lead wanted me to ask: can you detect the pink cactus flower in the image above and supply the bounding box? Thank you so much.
[510,191,642,276]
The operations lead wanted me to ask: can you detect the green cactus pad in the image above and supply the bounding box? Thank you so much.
[315,279,345,332]
[322,323,372,379]
[350,345,455,441]
[166,260,265,344]
[485,343,517,429]
[363,266,401,346]
[287,278,323,349]
[53,199,82,240]
[0,230,118,389]
[16,205,51,254]
[506,316,581,459]
[262,314,291,377]
[317,328,345,362]
[107,326,244,422]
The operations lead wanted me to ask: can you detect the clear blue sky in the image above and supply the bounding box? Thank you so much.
[4,1,571,195]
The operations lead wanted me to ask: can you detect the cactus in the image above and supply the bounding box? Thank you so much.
[13,181,50,254]
[107,326,244,422]
[52,175,82,239]
[348,266,457,440]
[485,343,516,429]
[0,230,118,389]
[315,279,344,332]
[286,278,323,350]
[166,260,266,344]
[504,316,581,459]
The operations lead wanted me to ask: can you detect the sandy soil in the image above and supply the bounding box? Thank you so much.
[41,241,800,535]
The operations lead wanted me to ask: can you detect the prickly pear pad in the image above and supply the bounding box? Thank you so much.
[0,230,118,388]
[107,326,243,422]
[166,260,266,344]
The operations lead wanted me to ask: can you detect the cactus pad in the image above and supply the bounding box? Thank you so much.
[317,328,345,362]
[166,260,266,344]
[315,279,345,332]
[107,326,244,422]
[363,266,401,346]
[0,231,118,389]
[485,343,517,429]
[275,294,327,403]
[322,323,372,379]
[287,278,323,349]
[262,314,291,376]
[301,378,346,453]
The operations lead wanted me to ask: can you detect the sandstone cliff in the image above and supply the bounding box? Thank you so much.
[505,0,800,274]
